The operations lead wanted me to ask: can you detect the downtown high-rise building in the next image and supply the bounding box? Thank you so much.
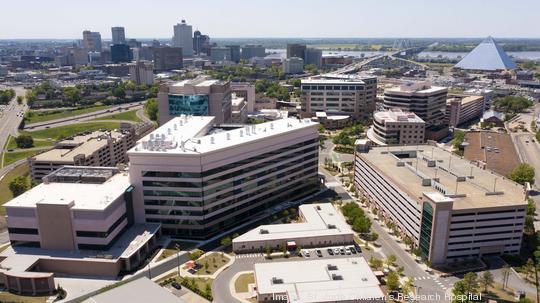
[82,30,102,52]
[193,30,210,55]
[111,27,126,45]
[172,20,193,57]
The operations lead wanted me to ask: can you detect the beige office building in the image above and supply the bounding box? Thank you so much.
[157,77,232,125]
[354,144,526,264]
[28,127,136,182]
[1,167,161,295]
[369,109,425,145]
[301,74,377,120]
[129,61,154,86]
[446,94,485,127]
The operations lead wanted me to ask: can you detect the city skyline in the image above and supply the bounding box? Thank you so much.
[1,0,539,39]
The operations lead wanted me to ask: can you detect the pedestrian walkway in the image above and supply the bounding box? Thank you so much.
[235,253,264,259]
[411,275,454,291]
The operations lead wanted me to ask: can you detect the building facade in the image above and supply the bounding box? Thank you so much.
[230,82,256,113]
[304,48,322,68]
[172,20,193,57]
[129,61,154,85]
[28,126,136,182]
[241,45,265,60]
[210,47,232,62]
[370,109,425,145]
[153,46,183,71]
[301,74,377,120]
[446,94,485,127]
[286,43,306,59]
[383,81,448,140]
[127,116,320,239]
[283,57,304,74]
[82,31,102,52]
[354,145,526,264]
[111,44,132,63]
[111,27,126,45]
[157,77,232,125]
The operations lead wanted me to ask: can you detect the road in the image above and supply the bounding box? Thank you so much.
[0,86,27,157]
[24,101,145,131]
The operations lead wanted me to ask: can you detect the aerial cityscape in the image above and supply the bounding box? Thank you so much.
[1,1,540,302]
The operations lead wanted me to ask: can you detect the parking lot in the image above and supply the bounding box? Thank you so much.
[300,244,363,259]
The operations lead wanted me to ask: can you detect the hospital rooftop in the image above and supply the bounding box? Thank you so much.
[128,115,318,155]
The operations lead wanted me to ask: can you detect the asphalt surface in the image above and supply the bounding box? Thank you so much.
[0,86,27,157]
[24,101,145,131]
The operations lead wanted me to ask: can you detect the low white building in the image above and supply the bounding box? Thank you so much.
[254,257,385,303]
[233,203,353,253]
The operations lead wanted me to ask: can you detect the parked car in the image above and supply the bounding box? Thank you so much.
[302,250,311,258]
[316,249,323,257]
[334,248,341,255]
[327,248,334,255]
[349,246,357,254]
[345,247,352,255]
[354,244,362,253]
[171,282,181,290]
[339,247,345,255]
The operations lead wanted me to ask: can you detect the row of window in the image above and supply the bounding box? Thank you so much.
[76,214,127,238]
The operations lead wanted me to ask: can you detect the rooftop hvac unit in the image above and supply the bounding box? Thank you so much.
[272,277,284,284]
[331,274,343,280]
[327,264,338,271]
[260,229,269,234]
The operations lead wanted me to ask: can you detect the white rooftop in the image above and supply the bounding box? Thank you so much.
[374,109,424,123]
[4,172,130,210]
[254,257,384,303]
[386,81,446,94]
[233,203,353,243]
[129,115,317,155]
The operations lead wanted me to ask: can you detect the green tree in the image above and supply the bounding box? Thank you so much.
[369,256,383,270]
[524,258,535,280]
[478,271,494,293]
[352,216,371,234]
[370,232,379,242]
[402,278,415,296]
[16,96,23,105]
[9,176,30,197]
[112,86,126,99]
[386,272,400,291]
[452,272,479,302]
[15,134,34,148]
[220,236,232,248]
[63,87,82,104]
[204,283,212,297]
[386,255,397,269]
[144,98,159,121]
[509,163,535,185]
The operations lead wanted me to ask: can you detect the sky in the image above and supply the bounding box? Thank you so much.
[1,0,539,39]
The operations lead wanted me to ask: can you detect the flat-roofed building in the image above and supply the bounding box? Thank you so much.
[157,77,232,125]
[128,116,320,239]
[283,57,304,74]
[231,94,247,123]
[233,203,353,253]
[29,127,136,182]
[1,166,161,295]
[383,81,448,140]
[369,109,425,145]
[354,145,526,264]
[129,61,154,86]
[301,74,377,120]
[446,94,485,127]
[254,257,385,303]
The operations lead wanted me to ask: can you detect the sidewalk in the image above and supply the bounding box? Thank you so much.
[229,271,256,303]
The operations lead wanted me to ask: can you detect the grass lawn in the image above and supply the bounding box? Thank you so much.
[3,149,43,167]
[234,273,255,293]
[90,110,141,123]
[0,291,49,303]
[194,252,230,275]
[25,105,108,124]
[0,164,29,214]
[6,135,54,150]
[159,241,198,260]
[24,121,122,140]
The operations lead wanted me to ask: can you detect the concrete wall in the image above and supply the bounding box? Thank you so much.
[36,203,76,250]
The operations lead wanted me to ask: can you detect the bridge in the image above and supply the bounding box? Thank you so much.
[334,47,427,74]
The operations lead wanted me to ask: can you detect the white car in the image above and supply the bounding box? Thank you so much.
[302,250,311,258]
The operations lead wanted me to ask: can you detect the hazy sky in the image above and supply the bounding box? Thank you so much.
[1,0,538,39]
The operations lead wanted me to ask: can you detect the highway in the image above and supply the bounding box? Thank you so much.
[0,86,27,157]
[24,100,145,131]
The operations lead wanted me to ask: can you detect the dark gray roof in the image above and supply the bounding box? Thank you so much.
[84,277,186,303]
[455,37,517,71]
[483,110,505,121]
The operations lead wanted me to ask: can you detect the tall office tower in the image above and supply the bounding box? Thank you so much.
[110,44,132,63]
[283,57,304,74]
[127,116,320,239]
[157,77,232,125]
[301,74,377,120]
[304,48,322,67]
[111,27,126,45]
[286,43,306,59]
[172,20,193,57]
[193,30,210,55]
[82,30,102,52]
[383,81,448,140]
[226,45,241,63]
[152,46,183,71]
[241,45,266,60]
[129,61,154,85]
